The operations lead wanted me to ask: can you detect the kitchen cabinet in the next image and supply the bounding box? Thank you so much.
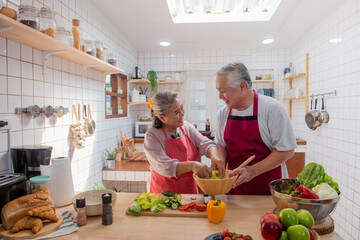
[0,14,123,75]
[105,73,128,119]
[282,53,309,119]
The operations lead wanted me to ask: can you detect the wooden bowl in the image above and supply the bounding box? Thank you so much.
[72,190,117,216]
[193,170,237,195]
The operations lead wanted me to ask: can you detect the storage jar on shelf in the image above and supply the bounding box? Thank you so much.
[56,26,72,46]
[72,19,81,50]
[94,40,105,61]
[18,5,39,30]
[39,7,56,38]
[107,52,117,66]
[83,40,96,57]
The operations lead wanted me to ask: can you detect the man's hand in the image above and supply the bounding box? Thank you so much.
[229,166,256,188]
[210,158,226,177]
[192,162,212,179]
[208,145,227,177]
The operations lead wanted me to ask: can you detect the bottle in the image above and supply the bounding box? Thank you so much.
[205,119,210,131]
[118,106,123,115]
[72,19,81,49]
[102,193,113,225]
[76,197,87,226]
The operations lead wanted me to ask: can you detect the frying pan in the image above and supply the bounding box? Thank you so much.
[318,97,329,124]
[87,104,96,136]
[305,97,321,130]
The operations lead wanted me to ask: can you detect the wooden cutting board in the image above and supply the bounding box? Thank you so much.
[126,194,207,218]
[0,213,63,240]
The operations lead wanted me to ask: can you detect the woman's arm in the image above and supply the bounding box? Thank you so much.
[176,161,212,178]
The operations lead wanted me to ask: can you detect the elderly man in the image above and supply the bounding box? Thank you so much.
[213,62,297,195]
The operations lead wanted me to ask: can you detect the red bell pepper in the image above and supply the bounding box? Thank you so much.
[292,185,319,199]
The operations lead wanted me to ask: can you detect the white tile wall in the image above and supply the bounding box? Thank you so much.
[0,0,138,192]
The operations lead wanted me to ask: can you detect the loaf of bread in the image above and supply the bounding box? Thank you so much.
[1,194,54,230]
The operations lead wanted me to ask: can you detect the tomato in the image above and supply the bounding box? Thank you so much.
[188,202,196,208]
[287,225,310,240]
[184,208,194,212]
[279,208,298,229]
[297,209,314,229]
[195,205,207,211]
[178,204,189,210]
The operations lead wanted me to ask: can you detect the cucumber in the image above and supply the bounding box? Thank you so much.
[161,190,176,197]
[190,196,197,200]
[175,193,182,201]
[171,203,179,209]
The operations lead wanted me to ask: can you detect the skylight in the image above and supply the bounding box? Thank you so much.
[166,0,282,23]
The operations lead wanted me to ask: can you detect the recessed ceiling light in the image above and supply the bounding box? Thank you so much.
[262,38,274,44]
[159,41,171,47]
[329,38,342,43]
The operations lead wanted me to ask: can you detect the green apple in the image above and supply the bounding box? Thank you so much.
[279,208,298,229]
[297,209,314,229]
[287,225,310,240]
[279,231,288,240]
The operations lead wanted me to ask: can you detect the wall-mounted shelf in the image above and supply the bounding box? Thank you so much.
[283,73,306,89]
[0,14,123,74]
[128,79,150,84]
[158,81,184,84]
[105,91,124,97]
[105,73,127,119]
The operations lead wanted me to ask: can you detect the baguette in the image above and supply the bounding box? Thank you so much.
[1,194,54,230]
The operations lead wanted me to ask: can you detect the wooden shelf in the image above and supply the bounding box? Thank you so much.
[105,73,128,119]
[283,73,306,81]
[128,79,151,84]
[106,91,125,97]
[128,102,148,105]
[252,80,276,83]
[283,97,306,100]
[0,14,123,74]
[158,81,184,84]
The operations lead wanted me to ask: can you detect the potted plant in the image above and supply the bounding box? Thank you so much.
[147,70,158,96]
[104,148,116,169]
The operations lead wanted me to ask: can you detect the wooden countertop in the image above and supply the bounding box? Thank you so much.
[56,193,341,240]
[104,154,150,171]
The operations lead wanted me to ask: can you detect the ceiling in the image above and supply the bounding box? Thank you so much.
[90,0,344,51]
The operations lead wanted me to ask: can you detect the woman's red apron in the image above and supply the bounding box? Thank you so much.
[150,127,199,194]
[224,91,281,195]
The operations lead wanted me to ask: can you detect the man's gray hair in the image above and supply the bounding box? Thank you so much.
[216,62,252,89]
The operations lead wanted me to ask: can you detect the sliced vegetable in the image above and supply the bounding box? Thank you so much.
[128,201,142,215]
[190,196,197,200]
[188,202,196,208]
[195,205,207,211]
[178,204,190,211]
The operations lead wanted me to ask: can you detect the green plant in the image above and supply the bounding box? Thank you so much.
[104,148,116,160]
[93,181,107,190]
[147,70,158,96]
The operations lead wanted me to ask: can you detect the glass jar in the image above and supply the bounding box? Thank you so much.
[30,175,51,195]
[83,40,96,57]
[39,7,56,38]
[107,52,117,66]
[18,5,39,30]
[94,40,104,61]
[57,26,72,46]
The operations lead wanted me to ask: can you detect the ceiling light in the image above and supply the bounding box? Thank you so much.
[329,38,342,43]
[159,41,171,47]
[166,0,282,23]
[262,38,274,44]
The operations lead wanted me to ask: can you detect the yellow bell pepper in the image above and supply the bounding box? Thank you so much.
[206,200,226,224]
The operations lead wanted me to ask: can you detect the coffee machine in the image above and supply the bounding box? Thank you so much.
[11,145,53,179]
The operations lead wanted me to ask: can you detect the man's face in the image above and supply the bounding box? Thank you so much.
[216,74,240,109]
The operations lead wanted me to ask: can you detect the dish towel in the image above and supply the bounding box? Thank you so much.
[35,210,79,240]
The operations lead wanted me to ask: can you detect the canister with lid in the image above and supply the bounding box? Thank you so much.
[83,40,96,57]
[94,40,104,60]
[39,7,56,38]
[57,27,72,46]
[30,175,51,195]
[18,5,39,30]
[107,52,117,66]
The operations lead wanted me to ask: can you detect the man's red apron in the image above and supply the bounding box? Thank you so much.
[224,91,281,195]
[150,127,199,194]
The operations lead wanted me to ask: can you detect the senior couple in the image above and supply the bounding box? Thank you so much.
[144,62,296,195]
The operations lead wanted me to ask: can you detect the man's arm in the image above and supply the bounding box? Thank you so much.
[229,149,294,188]
[208,145,227,177]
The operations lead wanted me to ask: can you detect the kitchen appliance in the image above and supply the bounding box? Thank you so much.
[130,66,143,79]
[11,145,53,180]
[135,121,152,137]
[0,173,27,224]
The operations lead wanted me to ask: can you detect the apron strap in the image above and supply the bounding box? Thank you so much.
[162,128,169,140]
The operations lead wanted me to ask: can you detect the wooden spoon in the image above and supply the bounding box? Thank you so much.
[234,155,256,171]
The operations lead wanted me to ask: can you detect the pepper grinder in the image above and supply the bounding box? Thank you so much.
[76,197,87,226]
[102,193,113,225]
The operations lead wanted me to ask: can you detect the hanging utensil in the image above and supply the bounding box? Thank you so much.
[83,105,90,136]
[319,97,330,124]
[87,104,96,136]
[305,96,321,130]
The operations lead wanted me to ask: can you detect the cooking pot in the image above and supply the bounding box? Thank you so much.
[318,97,329,124]
[305,97,321,130]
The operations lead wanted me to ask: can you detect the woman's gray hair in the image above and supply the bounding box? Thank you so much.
[216,62,252,89]
[150,90,179,128]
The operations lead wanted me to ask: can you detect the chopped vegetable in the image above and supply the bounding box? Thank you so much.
[127,192,167,215]
[190,196,197,200]
[291,185,319,199]
[128,201,142,215]
[195,205,207,211]
[312,183,338,199]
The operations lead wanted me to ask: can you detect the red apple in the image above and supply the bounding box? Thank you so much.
[261,219,282,240]
[260,213,281,225]
[307,227,314,240]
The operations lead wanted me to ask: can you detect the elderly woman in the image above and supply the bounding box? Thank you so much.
[144,90,220,194]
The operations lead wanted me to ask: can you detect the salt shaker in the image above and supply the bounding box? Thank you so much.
[102,193,113,225]
[76,197,87,226]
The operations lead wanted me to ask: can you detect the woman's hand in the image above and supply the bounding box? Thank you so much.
[210,157,226,177]
[229,166,256,188]
[192,162,212,179]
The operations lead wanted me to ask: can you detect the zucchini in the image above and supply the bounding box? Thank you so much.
[161,190,176,197]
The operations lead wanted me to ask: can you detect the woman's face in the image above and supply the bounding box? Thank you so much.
[160,100,185,130]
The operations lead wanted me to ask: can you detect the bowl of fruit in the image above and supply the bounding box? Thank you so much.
[193,170,237,196]
[269,163,340,222]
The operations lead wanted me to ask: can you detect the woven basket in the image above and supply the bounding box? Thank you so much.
[193,170,237,195]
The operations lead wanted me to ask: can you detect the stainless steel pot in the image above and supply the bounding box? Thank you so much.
[87,104,96,136]
[305,97,321,130]
[319,97,329,124]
